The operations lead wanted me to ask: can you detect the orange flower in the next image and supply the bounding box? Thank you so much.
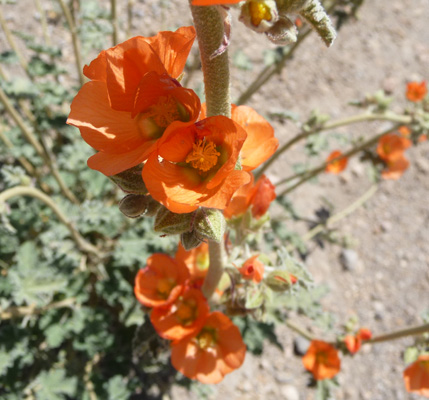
[302,340,341,380]
[200,105,278,171]
[67,27,201,176]
[377,134,411,162]
[142,117,251,213]
[224,174,276,219]
[134,254,190,308]
[175,242,210,281]
[171,311,246,384]
[192,0,241,5]
[406,80,427,102]
[398,126,411,137]
[403,355,429,397]
[150,288,210,341]
[325,150,348,174]
[381,156,409,180]
[418,134,428,143]
[231,105,279,171]
[238,255,264,283]
[344,328,372,354]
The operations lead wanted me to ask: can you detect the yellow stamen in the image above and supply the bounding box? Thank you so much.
[175,298,197,325]
[186,139,220,172]
[196,253,209,272]
[156,278,176,299]
[249,1,272,27]
[148,95,181,128]
[197,331,214,350]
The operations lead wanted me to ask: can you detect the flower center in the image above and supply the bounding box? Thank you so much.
[196,253,209,272]
[186,139,220,172]
[156,278,176,299]
[175,298,197,325]
[249,1,272,27]
[316,351,328,364]
[137,96,189,140]
[197,329,215,350]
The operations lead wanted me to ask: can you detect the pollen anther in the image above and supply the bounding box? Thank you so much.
[186,139,220,172]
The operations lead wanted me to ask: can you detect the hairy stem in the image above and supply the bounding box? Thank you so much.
[276,124,401,197]
[191,4,230,298]
[286,184,378,252]
[0,5,29,76]
[0,298,76,320]
[190,5,230,118]
[0,85,79,204]
[0,186,100,258]
[57,0,85,86]
[285,319,315,341]
[257,111,412,179]
[366,323,429,344]
[111,0,118,46]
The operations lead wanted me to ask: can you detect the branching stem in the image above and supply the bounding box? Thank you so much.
[257,112,412,179]
[57,0,85,86]
[0,186,100,258]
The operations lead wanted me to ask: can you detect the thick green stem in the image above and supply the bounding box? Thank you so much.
[191,4,230,298]
[190,5,230,118]
[202,240,225,299]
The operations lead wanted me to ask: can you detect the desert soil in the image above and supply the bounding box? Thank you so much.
[1,0,428,399]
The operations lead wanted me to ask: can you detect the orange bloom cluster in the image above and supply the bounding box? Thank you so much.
[406,80,427,102]
[403,355,429,397]
[377,133,411,180]
[302,340,341,380]
[344,328,372,354]
[238,254,265,283]
[325,150,348,174]
[134,251,246,383]
[224,173,276,219]
[68,29,278,214]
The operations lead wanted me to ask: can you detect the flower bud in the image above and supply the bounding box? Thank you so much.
[266,16,298,45]
[276,0,336,47]
[265,270,297,292]
[193,208,226,243]
[180,231,204,251]
[109,165,147,195]
[154,208,194,235]
[245,285,265,309]
[119,194,150,218]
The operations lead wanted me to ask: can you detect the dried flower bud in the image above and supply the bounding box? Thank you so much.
[181,231,204,251]
[239,0,278,33]
[154,208,194,235]
[193,208,226,243]
[118,194,150,218]
[266,16,298,45]
[276,0,336,47]
[109,165,147,195]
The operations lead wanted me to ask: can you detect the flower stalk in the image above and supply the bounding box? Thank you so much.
[190,3,231,298]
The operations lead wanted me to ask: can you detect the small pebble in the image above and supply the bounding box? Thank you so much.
[293,337,310,356]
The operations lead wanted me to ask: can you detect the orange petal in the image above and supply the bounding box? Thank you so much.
[67,81,143,153]
[105,39,167,112]
[144,26,196,79]
[231,105,278,171]
[83,50,107,82]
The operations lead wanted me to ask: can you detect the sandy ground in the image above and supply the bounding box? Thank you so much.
[1,0,428,399]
